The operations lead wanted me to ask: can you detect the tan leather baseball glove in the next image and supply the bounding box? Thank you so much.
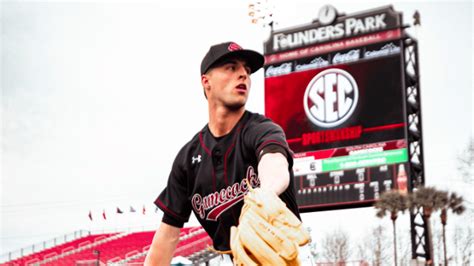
[230,186,311,265]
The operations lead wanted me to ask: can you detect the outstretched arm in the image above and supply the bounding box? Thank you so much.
[258,152,290,195]
[144,222,181,266]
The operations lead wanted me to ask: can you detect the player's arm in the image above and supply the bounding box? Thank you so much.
[258,149,290,196]
[144,222,181,266]
[247,119,293,196]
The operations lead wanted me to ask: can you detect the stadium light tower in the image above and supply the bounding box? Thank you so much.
[248,0,275,31]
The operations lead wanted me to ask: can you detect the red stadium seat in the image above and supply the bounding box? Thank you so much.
[3,228,211,265]
[2,233,116,266]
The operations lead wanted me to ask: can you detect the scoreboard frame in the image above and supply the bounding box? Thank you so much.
[263,6,424,212]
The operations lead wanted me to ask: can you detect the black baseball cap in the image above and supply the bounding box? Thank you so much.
[200,42,265,75]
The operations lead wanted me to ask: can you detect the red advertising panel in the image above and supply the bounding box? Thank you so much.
[264,6,409,211]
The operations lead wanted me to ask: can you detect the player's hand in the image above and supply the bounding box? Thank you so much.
[230,186,311,265]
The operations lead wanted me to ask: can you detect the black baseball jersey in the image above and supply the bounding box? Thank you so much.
[154,111,300,251]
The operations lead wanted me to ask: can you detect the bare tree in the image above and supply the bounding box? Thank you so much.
[356,244,367,265]
[451,137,474,266]
[452,225,473,265]
[396,228,412,266]
[309,241,318,263]
[374,190,409,266]
[456,137,473,185]
[432,220,444,265]
[321,228,351,263]
[357,225,391,266]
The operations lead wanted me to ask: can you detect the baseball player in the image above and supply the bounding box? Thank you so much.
[145,41,302,265]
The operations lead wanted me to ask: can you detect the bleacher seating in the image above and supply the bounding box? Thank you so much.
[126,227,212,265]
[1,233,116,266]
[37,231,151,266]
[1,227,212,266]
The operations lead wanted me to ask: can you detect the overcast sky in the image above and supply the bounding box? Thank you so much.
[1,0,472,260]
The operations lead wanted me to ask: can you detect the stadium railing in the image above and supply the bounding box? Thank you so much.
[0,230,91,263]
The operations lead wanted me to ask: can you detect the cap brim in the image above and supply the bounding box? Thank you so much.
[209,50,265,74]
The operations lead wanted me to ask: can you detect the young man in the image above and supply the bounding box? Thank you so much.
[145,42,300,265]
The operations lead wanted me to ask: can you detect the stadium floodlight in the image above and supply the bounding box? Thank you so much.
[247,0,275,29]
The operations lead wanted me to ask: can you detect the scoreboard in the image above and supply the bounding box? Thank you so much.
[293,142,409,210]
[263,6,410,211]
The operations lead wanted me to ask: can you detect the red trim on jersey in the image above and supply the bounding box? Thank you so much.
[256,140,286,157]
[206,194,245,221]
[199,131,211,155]
[224,122,246,223]
[223,124,245,186]
[155,199,187,221]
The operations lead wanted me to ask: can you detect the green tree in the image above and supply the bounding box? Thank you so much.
[440,192,466,265]
[374,190,409,266]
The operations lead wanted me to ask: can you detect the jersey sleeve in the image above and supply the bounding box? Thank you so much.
[244,118,294,168]
[154,148,192,226]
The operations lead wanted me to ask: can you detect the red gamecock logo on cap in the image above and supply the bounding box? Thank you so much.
[228,43,242,51]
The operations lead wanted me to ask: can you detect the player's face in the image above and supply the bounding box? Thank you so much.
[203,59,252,110]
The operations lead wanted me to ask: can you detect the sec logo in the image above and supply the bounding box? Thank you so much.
[303,68,359,128]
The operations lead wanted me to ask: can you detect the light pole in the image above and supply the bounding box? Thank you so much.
[248,0,275,32]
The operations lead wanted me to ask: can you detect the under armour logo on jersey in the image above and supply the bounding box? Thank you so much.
[192,155,202,164]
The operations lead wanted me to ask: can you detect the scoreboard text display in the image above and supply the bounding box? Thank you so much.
[263,6,410,211]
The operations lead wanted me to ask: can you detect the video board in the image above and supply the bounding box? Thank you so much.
[264,6,410,211]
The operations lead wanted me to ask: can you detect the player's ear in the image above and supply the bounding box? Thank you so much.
[201,74,210,99]
[201,74,207,86]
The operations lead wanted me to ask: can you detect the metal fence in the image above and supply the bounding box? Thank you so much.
[0,230,91,263]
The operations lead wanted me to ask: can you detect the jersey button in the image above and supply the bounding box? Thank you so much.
[213,148,223,166]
